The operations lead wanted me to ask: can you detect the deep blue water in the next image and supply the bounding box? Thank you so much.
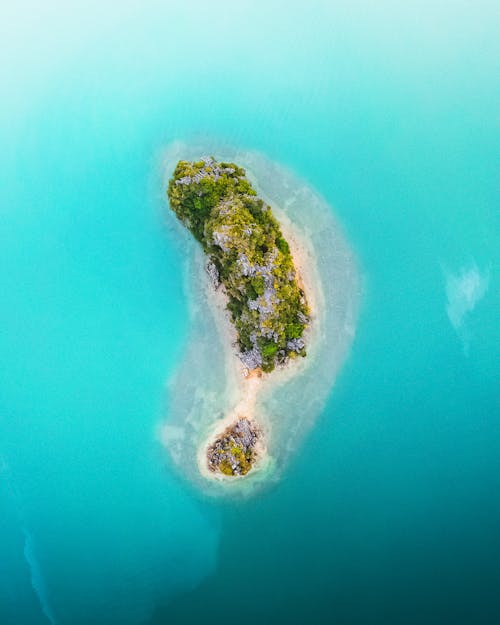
[1,2,499,624]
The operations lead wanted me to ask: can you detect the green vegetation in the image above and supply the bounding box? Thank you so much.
[218,460,234,476]
[230,444,252,475]
[168,157,309,372]
[216,445,253,476]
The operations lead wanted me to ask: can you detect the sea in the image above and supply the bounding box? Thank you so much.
[1,2,498,624]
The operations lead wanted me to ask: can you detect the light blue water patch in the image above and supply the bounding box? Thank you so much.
[0,460,50,625]
[443,261,491,354]
[22,530,57,625]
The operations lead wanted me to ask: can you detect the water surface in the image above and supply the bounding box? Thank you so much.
[1,1,498,624]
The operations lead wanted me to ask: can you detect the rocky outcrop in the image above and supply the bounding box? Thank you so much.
[239,347,263,370]
[206,417,261,476]
[174,156,235,186]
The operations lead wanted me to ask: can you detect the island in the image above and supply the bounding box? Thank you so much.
[167,156,310,477]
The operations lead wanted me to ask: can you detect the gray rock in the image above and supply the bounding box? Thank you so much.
[236,253,255,277]
[205,261,220,289]
[239,347,262,369]
[212,227,233,252]
[287,338,305,352]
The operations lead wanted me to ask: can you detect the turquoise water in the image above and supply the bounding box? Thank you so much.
[1,2,499,624]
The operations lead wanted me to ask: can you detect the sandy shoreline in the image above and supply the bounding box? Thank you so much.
[196,195,323,482]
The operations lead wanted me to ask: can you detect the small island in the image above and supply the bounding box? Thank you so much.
[168,157,310,477]
[206,417,261,476]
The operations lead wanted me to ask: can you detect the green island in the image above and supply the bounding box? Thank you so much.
[168,156,309,373]
[167,156,310,477]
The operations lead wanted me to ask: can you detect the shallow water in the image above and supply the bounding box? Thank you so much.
[162,143,360,496]
[1,1,499,624]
